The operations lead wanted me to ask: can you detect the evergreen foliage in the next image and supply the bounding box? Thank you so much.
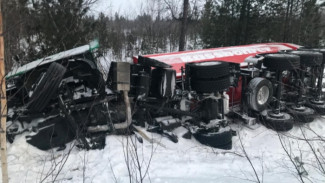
[1,0,324,70]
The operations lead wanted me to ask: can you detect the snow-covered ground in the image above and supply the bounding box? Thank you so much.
[3,117,325,183]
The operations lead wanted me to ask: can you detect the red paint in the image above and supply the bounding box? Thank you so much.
[227,76,243,106]
[132,56,138,64]
[137,43,300,76]
[133,43,300,107]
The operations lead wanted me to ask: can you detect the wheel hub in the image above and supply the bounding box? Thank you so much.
[310,98,325,105]
[291,105,306,112]
[268,111,284,119]
[257,86,270,105]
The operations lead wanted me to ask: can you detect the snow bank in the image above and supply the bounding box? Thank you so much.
[3,118,325,183]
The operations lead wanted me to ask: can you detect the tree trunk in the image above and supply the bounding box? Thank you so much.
[283,0,291,42]
[298,0,305,44]
[288,0,294,42]
[235,0,249,45]
[243,1,250,44]
[179,0,189,51]
[0,8,9,183]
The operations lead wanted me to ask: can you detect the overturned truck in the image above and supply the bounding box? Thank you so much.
[6,41,325,150]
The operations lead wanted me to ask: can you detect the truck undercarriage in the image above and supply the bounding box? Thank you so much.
[5,42,325,151]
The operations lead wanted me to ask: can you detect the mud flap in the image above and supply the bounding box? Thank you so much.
[26,117,75,151]
[193,130,233,150]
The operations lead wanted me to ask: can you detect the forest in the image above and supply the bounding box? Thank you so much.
[2,0,325,70]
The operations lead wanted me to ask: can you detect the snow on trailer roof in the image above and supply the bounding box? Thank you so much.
[6,40,99,79]
[136,43,301,76]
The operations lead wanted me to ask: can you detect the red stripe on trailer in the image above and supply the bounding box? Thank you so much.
[134,43,300,76]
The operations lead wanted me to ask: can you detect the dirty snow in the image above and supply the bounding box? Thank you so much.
[2,117,325,183]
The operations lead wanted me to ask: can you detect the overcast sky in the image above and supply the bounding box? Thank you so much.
[90,0,324,18]
[90,0,147,17]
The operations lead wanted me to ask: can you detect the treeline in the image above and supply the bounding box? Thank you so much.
[201,0,325,48]
[1,0,325,70]
[85,12,201,60]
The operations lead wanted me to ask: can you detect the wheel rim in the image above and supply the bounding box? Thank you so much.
[257,85,269,105]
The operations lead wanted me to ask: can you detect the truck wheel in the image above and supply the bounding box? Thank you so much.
[247,77,273,111]
[130,64,151,97]
[186,61,229,79]
[191,76,230,93]
[287,51,323,66]
[193,130,233,150]
[263,54,300,71]
[27,62,66,112]
[287,106,314,123]
[306,99,325,115]
[261,110,294,131]
[150,68,176,98]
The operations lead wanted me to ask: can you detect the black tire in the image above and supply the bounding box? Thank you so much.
[263,54,300,71]
[247,77,273,111]
[287,106,315,123]
[200,98,220,122]
[261,110,294,131]
[150,68,176,98]
[193,130,233,150]
[191,76,230,93]
[27,62,66,112]
[298,48,325,64]
[282,91,299,103]
[305,99,325,115]
[93,70,106,95]
[130,64,151,97]
[130,64,151,75]
[287,50,323,66]
[186,61,229,79]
